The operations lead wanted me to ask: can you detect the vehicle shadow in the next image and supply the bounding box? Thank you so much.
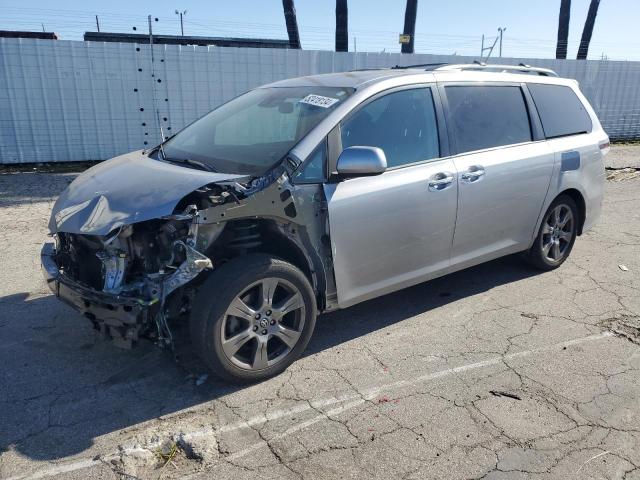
[307,255,537,355]
[0,255,537,461]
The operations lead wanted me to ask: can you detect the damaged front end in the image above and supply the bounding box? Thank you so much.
[42,150,335,350]
[41,151,242,348]
[42,207,216,348]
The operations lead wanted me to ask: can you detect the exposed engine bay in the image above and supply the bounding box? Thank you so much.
[53,213,214,347]
[43,153,336,349]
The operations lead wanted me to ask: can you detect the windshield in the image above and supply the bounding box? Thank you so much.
[162,86,354,175]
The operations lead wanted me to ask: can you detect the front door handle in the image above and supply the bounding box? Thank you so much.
[428,172,455,191]
[461,165,486,183]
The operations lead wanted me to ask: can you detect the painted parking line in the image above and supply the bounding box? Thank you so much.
[207,331,614,468]
[8,331,613,480]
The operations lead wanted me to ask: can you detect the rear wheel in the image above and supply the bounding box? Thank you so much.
[190,254,317,383]
[525,195,578,271]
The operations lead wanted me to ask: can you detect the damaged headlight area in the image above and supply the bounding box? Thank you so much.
[47,208,219,348]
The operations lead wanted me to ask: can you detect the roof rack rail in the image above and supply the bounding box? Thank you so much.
[391,62,449,70]
[434,63,559,77]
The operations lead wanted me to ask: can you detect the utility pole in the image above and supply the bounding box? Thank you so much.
[498,27,506,57]
[401,0,418,54]
[354,37,357,69]
[175,9,187,36]
[41,23,45,32]
[95,15,100,32]
[480,34,499,62]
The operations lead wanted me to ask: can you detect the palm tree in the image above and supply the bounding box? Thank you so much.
[401,0,418,54]
[577,0,601,59]
[282,0,301,49]
[335,0,348,52]
[556,0,571,59]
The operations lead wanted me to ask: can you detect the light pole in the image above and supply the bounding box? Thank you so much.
[175,9,187,36]
[498,27,506,57]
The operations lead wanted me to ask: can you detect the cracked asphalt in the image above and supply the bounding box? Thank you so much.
[1,146,640,480]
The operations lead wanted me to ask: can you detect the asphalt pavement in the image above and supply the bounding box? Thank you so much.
[0,146,639,480]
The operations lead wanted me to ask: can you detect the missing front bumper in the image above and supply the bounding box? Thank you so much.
[41,242,154,348]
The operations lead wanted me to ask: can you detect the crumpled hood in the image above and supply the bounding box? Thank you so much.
[49,150,245,236]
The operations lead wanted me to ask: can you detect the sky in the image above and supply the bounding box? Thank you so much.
[1,0,639,60]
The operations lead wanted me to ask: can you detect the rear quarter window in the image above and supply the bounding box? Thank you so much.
[528,84,592,139]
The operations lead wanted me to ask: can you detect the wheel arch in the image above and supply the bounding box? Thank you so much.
[530,186,588,248]
[189,251,318,382]
[558,188,586,235]
[205,218,327,309]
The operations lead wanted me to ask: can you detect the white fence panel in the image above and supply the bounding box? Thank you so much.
[1,38,639,164]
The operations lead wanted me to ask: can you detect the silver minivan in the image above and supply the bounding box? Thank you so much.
[42,64,609,382]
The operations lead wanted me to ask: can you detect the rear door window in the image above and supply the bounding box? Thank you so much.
[445,85,532,154]
[528,84,592,139]
[340,88,440,168]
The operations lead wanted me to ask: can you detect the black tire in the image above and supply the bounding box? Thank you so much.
[190,253,317,383]
[525,194,579,271]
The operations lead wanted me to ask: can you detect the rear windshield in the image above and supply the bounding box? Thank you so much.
[528,84,592,139]
[162,86,353,176]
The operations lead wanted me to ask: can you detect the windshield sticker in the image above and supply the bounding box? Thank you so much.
[299,94,340,108]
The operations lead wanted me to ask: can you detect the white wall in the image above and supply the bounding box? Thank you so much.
[1,38,639,163]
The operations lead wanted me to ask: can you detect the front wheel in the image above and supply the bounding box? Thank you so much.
[190,254,317,383]
[525,195,578,271]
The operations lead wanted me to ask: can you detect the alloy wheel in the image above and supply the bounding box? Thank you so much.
[541,204,574,263]
[219,277,306,370]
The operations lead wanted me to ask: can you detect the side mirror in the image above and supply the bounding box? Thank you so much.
[336,146,387,178]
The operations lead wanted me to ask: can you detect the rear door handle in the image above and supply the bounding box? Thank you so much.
[460,165,485,183]
[428,172,455,191]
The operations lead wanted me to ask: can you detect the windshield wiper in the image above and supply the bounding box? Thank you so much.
[150,141,217,172]
[149,134,176,162]
[163,157,217,172]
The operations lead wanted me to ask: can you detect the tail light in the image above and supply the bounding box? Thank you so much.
[599,139,610,156]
